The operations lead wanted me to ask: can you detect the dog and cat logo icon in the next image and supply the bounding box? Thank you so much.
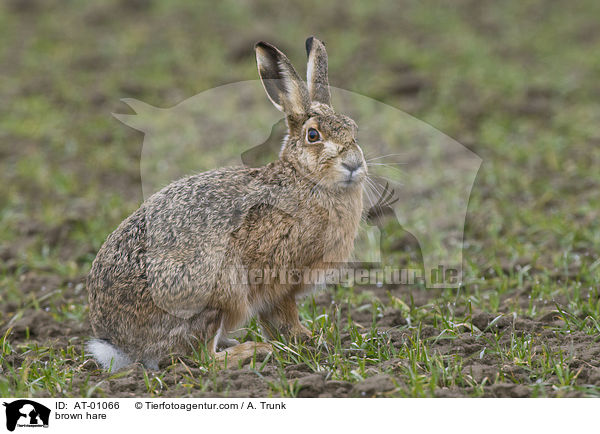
[2,400,50,431]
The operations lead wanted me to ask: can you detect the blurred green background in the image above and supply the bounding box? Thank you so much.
[2,0,599,274]
[1,0,600,397]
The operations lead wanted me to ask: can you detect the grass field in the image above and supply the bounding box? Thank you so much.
[1,0,600,397]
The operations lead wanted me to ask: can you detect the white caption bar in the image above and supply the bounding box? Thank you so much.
[0,398,594,433]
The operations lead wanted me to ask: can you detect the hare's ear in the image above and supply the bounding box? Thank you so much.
[305,36,331,106]
[255,41,310,116]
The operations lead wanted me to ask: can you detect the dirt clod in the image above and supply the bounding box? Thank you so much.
[352,374,395,397]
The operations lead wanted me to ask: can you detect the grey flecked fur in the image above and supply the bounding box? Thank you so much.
[87,37,367,371]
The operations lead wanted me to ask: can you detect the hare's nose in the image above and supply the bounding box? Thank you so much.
[342,161,363,174]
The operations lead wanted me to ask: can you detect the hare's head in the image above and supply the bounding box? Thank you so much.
[255,37,366,191]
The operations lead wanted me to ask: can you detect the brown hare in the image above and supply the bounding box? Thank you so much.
[86,37,367,371]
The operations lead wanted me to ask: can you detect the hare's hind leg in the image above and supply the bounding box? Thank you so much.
[213,341,272,366]
[217,335,240,350]
[141,358,159,370]
[207,320,271,367]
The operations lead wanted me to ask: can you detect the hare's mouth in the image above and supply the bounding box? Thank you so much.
[338,176,364,188]
[339,180,357,188]
[337,164,365,188]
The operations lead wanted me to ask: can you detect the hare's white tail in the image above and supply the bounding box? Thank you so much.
[86,339,131,371]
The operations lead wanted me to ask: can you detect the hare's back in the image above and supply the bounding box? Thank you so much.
[140,166,267,318]
[144,166,264,242]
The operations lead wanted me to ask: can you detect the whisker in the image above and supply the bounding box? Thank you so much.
[362,182,376,210]
[367,163,405,177]
[364,177,382,200]
[368,178,398,208]
[366,153,408,162]
[365,176,387,197]
[362,181,380,220]
[363,179,385,218]
[372,174,404,188]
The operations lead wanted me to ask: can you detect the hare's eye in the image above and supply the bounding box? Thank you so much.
[307,128,320,143]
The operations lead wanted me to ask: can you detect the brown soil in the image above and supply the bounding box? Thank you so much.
[1,266,596,398]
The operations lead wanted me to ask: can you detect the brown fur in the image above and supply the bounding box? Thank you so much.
[86,37,367,370]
